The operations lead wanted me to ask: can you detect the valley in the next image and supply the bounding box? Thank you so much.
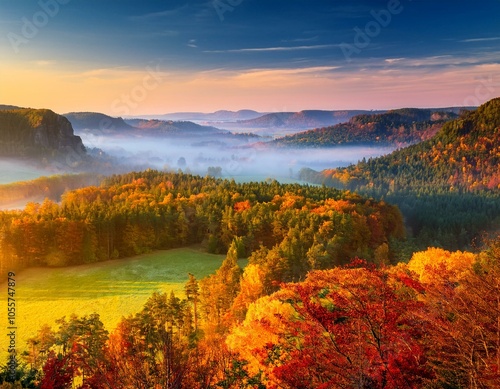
[2,0,500,387]
[0,99,499,388]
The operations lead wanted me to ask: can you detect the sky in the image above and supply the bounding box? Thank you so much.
[0,0,500,115]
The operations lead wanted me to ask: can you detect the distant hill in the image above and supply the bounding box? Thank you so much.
[140,109,263,122]
[124,119,228,137]
[65,112,236,139]
[309,101,499,192]
[64,112,135,133]
[236,110,381,131]
[0,108,85,157]
[128,108,474,135]
[209,109,263,121]
[273,108,458,147]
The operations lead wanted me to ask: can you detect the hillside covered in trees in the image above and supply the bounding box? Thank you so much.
[0,174,100,209]
[1,171,498,389]
[0,170,404,277]
[272,108,458,147]
[1,102,497,387]
[300,98,500,252]
[3,232,500,388]
[236,110,378,131]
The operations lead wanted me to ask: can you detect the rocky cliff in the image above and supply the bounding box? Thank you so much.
[0,108,85,156]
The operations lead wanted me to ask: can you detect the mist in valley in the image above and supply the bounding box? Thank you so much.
[0,130,397,212]
[0,159,56,184]
[80,133,397,182]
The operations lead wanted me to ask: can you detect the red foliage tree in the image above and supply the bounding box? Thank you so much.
[229,261,433,388]
[40,351,74,389]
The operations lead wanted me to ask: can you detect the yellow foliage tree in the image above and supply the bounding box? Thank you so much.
[408,247,476,284]
[230,264,266,322]
[226,294,296,384]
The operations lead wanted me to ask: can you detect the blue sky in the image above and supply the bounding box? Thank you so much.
[1,0,499,114]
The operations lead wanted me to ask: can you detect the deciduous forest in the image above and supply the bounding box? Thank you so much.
[2,232,499,388]
[0,168,499,388]
[300,98,500,254]
[2,0,500,387]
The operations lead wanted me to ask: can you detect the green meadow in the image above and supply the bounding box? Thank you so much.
[1,248,226,359]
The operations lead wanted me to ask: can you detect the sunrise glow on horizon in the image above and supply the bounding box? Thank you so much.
[1,0,499,115]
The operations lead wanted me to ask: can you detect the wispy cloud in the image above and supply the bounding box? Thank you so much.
[380,53,500,68]
[460,37,500,43]
[384,58,405,64]
[281,36,319,43]
[129,6,188,21]
[33,60,56,67]
[235,66,340,77]
[62,67,143,82]
[204,44,339,54]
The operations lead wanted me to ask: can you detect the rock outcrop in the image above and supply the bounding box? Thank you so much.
[0,108,85,156]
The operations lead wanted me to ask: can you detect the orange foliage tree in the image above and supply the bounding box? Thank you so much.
[227,261,433,388]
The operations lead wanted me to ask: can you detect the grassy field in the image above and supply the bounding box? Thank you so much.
[1,248,226,360]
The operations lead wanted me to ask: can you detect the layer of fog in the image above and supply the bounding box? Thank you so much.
[0,159,55,184]
[81,134,397,182]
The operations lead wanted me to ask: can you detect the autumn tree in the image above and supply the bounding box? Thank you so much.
[230,264,266,322]
[185,273,200,332]
[411,244,500,388]
[39,352,73,389]
[227,261,433,388]
[200,241,243,332]
[23,324,55,371]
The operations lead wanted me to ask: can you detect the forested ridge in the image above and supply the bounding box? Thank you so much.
[300,98,500,252]
[272,108,457,147]
[0,170,404,276]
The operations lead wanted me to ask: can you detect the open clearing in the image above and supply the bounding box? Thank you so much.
[1,248,226,358]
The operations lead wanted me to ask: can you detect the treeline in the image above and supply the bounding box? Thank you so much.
[272,108,457,148]
[0,170,404,277]
[3,237,499,388]
[300,98,500,252]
